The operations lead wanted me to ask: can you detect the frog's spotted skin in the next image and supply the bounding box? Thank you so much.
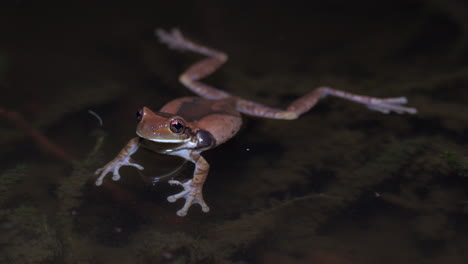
[95,28,417,217]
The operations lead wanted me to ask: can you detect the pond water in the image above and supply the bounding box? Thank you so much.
[1,1,468,263]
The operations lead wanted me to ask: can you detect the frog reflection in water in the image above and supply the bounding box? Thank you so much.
[95,28,417,217]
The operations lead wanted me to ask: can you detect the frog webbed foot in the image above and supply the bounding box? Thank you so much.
[94,157,144,186]
[156,28,188,52]
[167,179,210,217]
[365,96,417,114]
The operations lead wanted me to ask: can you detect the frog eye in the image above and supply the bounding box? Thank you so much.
[136,108,143,121]
[169,118,185,134]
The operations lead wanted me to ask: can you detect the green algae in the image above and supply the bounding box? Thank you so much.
[129,138,429,263]
[442,151,468,176]
[55,128,106,264]
[206,138,428,256]
[0,206,60,264]
[0,128,106,264]
[0,164,27,206]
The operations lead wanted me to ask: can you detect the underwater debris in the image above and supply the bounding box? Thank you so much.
[0,81,125,157]
[0,108,75,162]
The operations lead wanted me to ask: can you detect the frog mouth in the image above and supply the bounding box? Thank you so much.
[136,131,190,143]
[147,138,190,143]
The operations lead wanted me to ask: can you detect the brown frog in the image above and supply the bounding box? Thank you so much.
[95,28,417,217]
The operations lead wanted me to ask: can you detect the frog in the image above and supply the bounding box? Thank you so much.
[95,28,417,217]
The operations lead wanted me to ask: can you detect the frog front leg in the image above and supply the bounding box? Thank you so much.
[166,151,210,217]
[95,137,144,185]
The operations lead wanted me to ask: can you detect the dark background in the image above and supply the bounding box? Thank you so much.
[1,1,468,264]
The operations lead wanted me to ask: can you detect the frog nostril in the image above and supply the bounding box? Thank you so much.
[136,108,143,121]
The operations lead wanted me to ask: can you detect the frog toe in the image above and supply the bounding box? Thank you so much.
[95,178,104,186]
[168,180,210,217]
[95,166,111,186]
[94,158,144,185]
[128,162,144,170]
[111,168,121,181]
[366,102,417,115]
[156,28,185,51]
[167,180,190,202]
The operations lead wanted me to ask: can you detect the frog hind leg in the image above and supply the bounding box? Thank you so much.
[166,150,210,217]
[156,28,417,119]
[156,28,231,100]
[236,87,417,120]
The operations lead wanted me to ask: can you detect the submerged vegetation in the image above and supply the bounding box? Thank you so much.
[442,151,468,176]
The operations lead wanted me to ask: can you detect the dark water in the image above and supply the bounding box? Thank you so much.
[1,1,468,263]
